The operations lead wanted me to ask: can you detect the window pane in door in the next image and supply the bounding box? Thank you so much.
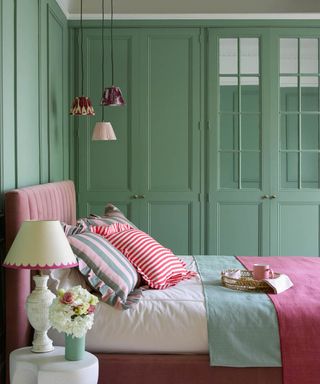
[280,114,299,150]
[240,38,259,74]
[300,39,318,74]
[302,152,319,188]
[220,152,239,189]
[280,38,298,74]
[301,114,319,149]
[241,114,260,150]
[281,152,299,189]
[301,76,319,112]
[280,76,298,112]
[220,77,238,112]
[219,38,238,74]
[220,114,239,150]
[241,152,260,189]
[241,77,260,112]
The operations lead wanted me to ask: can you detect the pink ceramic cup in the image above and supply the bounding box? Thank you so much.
[252,264,274,280]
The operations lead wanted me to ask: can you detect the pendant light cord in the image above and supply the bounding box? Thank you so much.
[110,0,114,85]
[102,0,105,120]
[80,0,84,95]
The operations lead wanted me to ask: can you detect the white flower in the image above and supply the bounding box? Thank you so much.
[49,285,98,338]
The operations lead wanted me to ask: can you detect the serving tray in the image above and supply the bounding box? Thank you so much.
[221,269,279,292]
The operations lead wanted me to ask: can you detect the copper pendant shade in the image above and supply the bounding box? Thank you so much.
[70,0,95,116]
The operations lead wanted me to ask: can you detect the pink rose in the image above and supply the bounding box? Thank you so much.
[60,292,74,305]
[87,304,96,314]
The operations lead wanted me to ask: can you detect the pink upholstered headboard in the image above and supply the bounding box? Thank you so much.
[4,180,76,367]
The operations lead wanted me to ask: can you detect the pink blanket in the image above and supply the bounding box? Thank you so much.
[237,256,320,384]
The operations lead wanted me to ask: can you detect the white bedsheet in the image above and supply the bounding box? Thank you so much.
[49,256,209,353]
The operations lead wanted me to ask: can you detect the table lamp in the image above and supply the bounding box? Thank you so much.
[3,220,78,353]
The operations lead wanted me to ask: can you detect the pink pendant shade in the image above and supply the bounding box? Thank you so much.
[92,122,117,140]
[70,96,95,116]
[101,86,125,106]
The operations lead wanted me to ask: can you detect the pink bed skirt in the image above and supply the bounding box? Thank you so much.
[95,354,282,384]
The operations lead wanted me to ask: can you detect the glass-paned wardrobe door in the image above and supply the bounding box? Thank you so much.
[207,30,270,256]
[270,32,320,256]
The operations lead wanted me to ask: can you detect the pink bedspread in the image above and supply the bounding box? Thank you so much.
[237,256,320,384]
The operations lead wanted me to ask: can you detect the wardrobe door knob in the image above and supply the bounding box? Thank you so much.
[261,195,270,199]
[131,194,139,199]
[138,195,145,199]
[270,194,277,199]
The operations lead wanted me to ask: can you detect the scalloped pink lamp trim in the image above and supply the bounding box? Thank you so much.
[3,262,79,270]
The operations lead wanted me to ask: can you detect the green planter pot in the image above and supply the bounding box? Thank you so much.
[65,334,86,361]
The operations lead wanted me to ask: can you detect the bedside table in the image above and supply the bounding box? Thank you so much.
[10,346,99,384]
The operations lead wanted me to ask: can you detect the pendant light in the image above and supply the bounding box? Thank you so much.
[92,0,116,141]
[70,0,95,116]
[101,0,125,106]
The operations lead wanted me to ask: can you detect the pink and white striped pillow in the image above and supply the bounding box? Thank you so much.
[91,224,196,289]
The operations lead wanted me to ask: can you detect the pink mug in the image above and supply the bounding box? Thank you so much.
[252,264,274,280]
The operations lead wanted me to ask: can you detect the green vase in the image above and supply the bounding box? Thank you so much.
[65,334,86,361]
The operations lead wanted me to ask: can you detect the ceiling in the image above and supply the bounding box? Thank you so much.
[56,0,320,19]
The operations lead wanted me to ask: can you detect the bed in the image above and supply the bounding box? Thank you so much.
[4,180,283,384]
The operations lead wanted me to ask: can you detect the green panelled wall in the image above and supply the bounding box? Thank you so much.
[0,0,68,381]
[1,0,69,192]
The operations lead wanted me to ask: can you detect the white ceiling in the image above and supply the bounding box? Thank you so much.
[56,0,320,19]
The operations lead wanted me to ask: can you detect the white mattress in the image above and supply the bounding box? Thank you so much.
[49,256,209,354]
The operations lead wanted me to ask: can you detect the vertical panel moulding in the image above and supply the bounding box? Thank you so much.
[0,0,3,201]
[14,0,18,188]
[318,38,320,191]
[298,38,302,190]
[188,201,192,254]
[258,200,262,255]
[46,2,51,182]
[216,201,221,254]
[127,37,133,193]
[38,0,44,183]
[238,37,242,190]
[187,36,192,192]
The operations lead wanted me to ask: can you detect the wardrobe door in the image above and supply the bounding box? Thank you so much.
[138,29,201,254]
[270,31,320,256]
[207,29,271,256]
[77,29,141,222]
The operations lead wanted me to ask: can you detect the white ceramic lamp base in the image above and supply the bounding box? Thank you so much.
[26,275,55,353]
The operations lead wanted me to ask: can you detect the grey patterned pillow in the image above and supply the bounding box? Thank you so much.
[79,204,138,229]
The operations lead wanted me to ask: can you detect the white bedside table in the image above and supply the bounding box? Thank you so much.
[10,346,99,384]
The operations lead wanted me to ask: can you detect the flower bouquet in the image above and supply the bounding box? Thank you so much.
[49,285,98,360]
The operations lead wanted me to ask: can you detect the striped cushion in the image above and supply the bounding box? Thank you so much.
[91,224,197,290]
[61,222,86,237]
[68,232,141,310]
[104,204,137,227]
[79,204,137,230]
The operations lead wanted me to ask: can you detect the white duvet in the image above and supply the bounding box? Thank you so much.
[49,256,209,353]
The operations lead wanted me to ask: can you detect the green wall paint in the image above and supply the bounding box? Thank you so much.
[0,2,68,379]
[0,0,69,194]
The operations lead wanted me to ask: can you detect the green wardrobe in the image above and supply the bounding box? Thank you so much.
[73,25,320,257]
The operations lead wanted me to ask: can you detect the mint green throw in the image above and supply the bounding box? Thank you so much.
[194,255,281,367]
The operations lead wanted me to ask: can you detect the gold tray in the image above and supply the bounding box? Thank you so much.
[221,269,278,292]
